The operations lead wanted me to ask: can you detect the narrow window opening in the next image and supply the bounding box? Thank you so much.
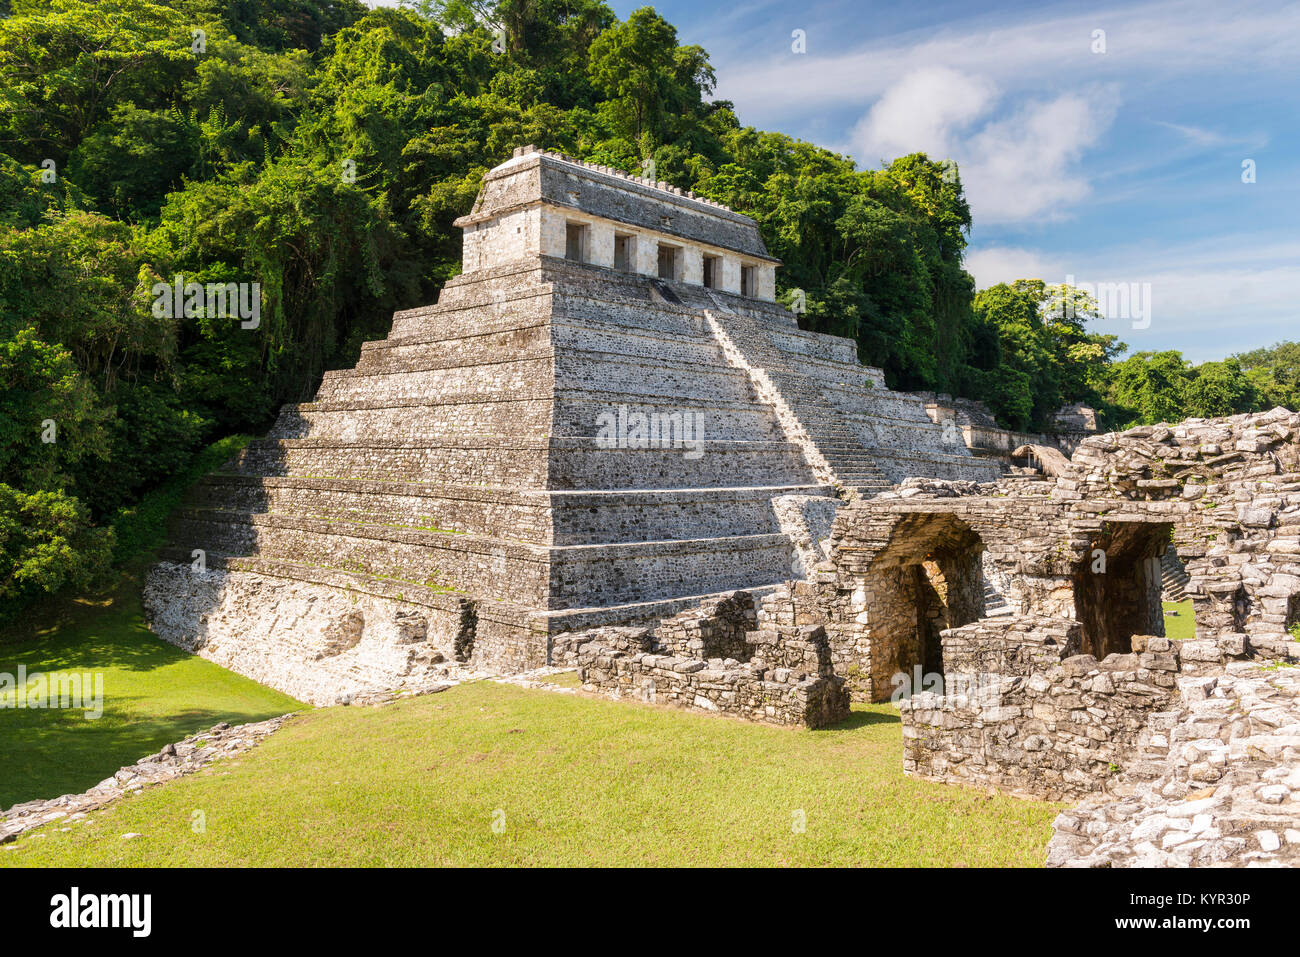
[565,222,587,263]
[657,243,680,281]
[614,233,634,272]
[703,255,721,289]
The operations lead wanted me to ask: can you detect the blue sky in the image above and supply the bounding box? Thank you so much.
[605,0,1300,362]
[376,0,1299,362]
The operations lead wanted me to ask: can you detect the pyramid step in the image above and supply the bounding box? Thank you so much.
[180,479,835,545]
[170,509,800,611]
[232,436,818,489]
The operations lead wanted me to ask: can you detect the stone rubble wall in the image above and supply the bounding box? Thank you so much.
[1048,661,1300,867]
[653,590,757,660]
[1,716,292,845]
[1066,409,1300,649]
[571,631,849,729]
[554,590,851,728]
[938,616,1081,678]
[914,392,1097,463]
[903,627,1197,801]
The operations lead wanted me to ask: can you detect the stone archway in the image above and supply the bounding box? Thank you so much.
[1073,521,1172,659]
[860,512,987,700]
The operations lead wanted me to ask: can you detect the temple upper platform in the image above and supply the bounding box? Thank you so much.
[454,145,779,301]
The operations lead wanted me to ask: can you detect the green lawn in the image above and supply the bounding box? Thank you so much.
[1163,599,1196,640]
[0,582,302,811]
[2,680,1060,867]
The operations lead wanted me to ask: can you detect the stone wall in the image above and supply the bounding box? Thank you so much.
[555,590,851,728]
[1,716,293,845]
[654,590,756,660]
[901,624,1291,802]
[903,624,1181,801]
[1048,660,1300,866]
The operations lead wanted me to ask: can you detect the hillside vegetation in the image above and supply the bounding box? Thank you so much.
[0,0,1295,621]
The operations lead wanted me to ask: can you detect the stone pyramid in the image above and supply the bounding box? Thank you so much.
[145,145,999,703]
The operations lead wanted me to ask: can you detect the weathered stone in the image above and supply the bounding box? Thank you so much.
[141,146,1005,705]
[1,716,293,846]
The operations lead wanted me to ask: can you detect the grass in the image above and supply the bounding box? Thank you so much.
[1,681,1060,867]
[1163,599,1196,640]
[0,431,302,811]
[0,426,1057,866]
[0,572,302,811]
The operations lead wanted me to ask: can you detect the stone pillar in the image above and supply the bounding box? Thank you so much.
[681,246,703,285]
[635,234,659,276]
[588,221,614,269]
[719,255,742,294]
[539,207,566,259]
[461,222,485,272]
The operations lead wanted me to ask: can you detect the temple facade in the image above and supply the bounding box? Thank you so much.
[144,145,1000,704]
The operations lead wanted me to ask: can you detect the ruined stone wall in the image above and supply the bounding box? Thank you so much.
[572,633,848,728]
[1049,660,1300,867]
[938,615,1081,678]
[903,624,1184,801]
[756,580,874,701]
[726,409,1300,815]
[556,591,851,728]
[654,591,756,660]
[806,410,1300,706]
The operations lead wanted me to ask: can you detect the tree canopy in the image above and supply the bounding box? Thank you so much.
[0,0,1290,617]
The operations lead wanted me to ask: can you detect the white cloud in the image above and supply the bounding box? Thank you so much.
[852,71,1117,222]
[965,246,1065,289]
[851,68,996,162]
[961,89,1118,222]
[715,0,1300,121]
[1152,120,1227,147]
[708,0,1299,223]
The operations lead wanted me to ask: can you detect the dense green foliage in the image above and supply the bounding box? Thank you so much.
[971,280,1122,431]
[1102,349,1288,429]
[0,0,1294,617]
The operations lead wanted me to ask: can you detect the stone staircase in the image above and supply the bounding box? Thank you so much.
[1161,546,1190,601]
[701,296,891,496]
[982,578,1012,617]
